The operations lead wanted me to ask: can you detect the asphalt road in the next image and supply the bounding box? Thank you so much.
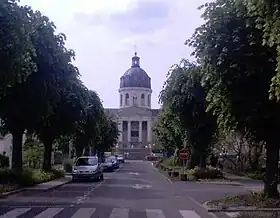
[0,161,247,218]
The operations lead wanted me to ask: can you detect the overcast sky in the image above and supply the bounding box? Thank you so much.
[20,0,208,109]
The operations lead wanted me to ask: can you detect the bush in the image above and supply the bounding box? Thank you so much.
[246,171,264,180]
[188,166,224,180]
[0,168,65,187]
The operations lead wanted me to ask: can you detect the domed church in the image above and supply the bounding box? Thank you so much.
[106,52,159,148]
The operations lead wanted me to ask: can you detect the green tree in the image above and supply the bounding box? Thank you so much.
[73,90,104,157]
[159,60,216,168]
[153,108,185,154]
[188,0,280,198]
[0,1,36,94]
[245,0,280,100]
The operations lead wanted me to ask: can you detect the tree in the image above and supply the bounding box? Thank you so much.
[72,90,104,157]
[188,0,280,198]
[159,60,216,168]
[0,1,36,95]
[245,0,280,100]
[153,108,185,155]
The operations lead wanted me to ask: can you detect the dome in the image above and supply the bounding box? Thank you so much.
[120,53,151,89]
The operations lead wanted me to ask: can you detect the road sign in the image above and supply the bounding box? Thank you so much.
[179,148,189,160]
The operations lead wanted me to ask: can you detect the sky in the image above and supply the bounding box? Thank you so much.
[20,0,208,109]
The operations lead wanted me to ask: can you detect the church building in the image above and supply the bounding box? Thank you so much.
[106,53,159,148]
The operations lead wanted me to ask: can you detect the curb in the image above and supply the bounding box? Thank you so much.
[0,178,71,197]
[203,201,280,212]
[197,181,243,186]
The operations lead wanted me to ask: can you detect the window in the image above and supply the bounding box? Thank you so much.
[141,94,145,105]
[125,93,129,105]
[75,157,98,166]
[148,94,151,107]
[133,96,137,105]
[120,94,123,106]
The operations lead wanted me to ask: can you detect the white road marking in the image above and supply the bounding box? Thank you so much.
[0,208,31,218]
[34,208,63,218]
[128,172,140,175]
[145,209,166,218]
[70,208,96,218]
[225,212,240,217]
[179,210,201,218]
[109,208,129,218]
[132,184,152,189]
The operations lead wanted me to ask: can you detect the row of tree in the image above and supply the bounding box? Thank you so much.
[153,0,280,198]
[0,1,118,171]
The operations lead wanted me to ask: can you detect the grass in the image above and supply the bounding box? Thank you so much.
[208,191,280,209]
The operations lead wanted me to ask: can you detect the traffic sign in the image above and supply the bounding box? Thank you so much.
[179,148,189,160]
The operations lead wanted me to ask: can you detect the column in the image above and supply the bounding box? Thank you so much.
[118,120,123,143]
[127,121,131,144]
[147,120,152,143]
[139,121,142,143]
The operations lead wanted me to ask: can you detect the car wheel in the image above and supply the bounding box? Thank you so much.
[100,174,104,180]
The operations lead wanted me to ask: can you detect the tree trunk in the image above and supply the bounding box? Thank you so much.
[264,144,279,198]
[42,139,53,171]
[11,129,24,170]
[188,149,200,169]
[199,152,207,168]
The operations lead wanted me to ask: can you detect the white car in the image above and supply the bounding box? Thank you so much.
[72,156,104,182]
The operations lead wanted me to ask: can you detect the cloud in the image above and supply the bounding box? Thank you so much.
[75,0,171,35]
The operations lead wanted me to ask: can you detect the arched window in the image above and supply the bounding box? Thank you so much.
[120,94,123,106]
[141,94,145,105]
[148,94,151,107]
[125,93,129,105]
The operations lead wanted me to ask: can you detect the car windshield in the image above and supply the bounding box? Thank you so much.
[75,157,98,166]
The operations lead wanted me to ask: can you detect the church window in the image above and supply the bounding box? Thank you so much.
[120,94,123,106]
[148,94,151,107]
[125,93,129,105]
[133,96,137,105]
[141,94,145,105]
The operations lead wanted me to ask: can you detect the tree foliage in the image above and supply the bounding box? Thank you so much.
[188,0,280,198]
[158,60,216,168]
[0,1,118,172]
[245,0,280,100]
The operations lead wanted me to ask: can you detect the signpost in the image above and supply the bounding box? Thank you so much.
[179,148,189,173]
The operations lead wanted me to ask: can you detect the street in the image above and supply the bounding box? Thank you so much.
[0,161,247,218]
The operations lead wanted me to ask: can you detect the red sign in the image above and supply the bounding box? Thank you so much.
[179,148,189,160]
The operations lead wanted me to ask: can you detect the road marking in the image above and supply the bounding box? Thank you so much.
[128,172,140,175]
[34,208,63,218]
[225,212,240,217]
[70,208,96,218]
[145,209,166,218]
[179,210,201,218]
[0,208,31,218]
[132,184,152,189]
[109,208,129,218]
[74,179,106,205]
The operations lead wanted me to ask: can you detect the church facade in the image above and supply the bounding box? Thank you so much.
[105,53,159,148]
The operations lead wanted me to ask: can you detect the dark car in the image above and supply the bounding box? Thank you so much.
[102,157,114,172]
[110,156,119,169]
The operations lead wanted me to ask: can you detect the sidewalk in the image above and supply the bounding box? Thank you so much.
[1,175,72,196]
[224,172,275,191]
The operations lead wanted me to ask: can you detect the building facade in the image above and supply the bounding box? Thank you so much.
[106,53,159,148]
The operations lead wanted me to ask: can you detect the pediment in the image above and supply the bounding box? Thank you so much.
[118,106,152,117]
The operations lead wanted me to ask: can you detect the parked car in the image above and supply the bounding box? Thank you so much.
[102,157,114,172]
[110,156,119,169]
[116,154,125,163]
[72,156,104,182]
